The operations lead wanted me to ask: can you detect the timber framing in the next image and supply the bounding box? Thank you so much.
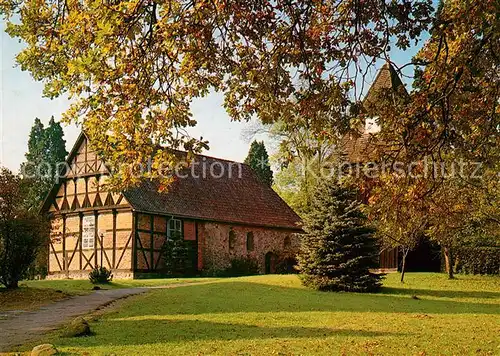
[42,133,134,277]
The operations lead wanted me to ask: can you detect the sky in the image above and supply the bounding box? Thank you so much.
[0,19,427,173]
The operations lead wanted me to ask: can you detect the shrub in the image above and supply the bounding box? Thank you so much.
[88,266,113,284]
[161,232,196,276]
[275,253,298,274]
[25,249,49,280]
[455,247,499,275]
[223,257,260,277]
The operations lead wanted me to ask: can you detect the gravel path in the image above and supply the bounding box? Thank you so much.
[0,287,148,352]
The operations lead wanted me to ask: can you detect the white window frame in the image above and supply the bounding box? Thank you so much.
[167,218,183,240]
[82,215,95,250]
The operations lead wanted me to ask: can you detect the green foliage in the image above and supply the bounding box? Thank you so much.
[19,117,66,280]
[0,168,49,289]
[455,247,499,275]
[222,257,260,277]
[88,266,113,284]
[269,116,340,217]
[297,178,382,293]
[24,251,49,280]
[20,117,67,211]
[244,141,273,186]
[272,159,313,217]
[161,232,196,276]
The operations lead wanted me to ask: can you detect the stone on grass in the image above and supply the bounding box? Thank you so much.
[31,344,57,356]
[63,316,91,337]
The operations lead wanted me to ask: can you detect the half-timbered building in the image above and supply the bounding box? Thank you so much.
[41,133,302,279]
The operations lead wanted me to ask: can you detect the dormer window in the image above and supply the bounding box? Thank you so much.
[365,116,380,134]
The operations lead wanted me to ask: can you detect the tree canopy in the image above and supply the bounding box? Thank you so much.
[1,0,439,189]
[0,168,49,288]
[373,1,499,165]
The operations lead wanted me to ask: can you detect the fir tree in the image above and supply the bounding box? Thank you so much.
[45,117,68,172]
[20,117,67,211]
[297,178,382,292]
[244,140,273,186]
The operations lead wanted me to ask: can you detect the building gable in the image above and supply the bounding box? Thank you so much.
[65,135,108,178]
[42,133,129,214]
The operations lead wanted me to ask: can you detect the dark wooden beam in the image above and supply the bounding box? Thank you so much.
[112,209,117,269]
[150,214,154,272]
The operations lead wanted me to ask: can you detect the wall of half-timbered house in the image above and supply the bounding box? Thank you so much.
[133,212,197,274]
[47,135,134,279]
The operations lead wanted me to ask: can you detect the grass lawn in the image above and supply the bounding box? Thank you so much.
[24,273,500,355]
[0,287,70,312]
[20,276,219,293]
[0,277,218,312]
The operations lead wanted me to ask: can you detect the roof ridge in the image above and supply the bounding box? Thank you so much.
[155,146,248,167]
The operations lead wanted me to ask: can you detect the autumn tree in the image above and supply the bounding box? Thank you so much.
[1,0,437,190]
[244,141,273,187]
[471,164,500,234]
[0,169,49,289]
[21,117,67,211]
[426,183,472,279]
[368,173,428,283]
[374,1,499,166]
[363,0,499,279]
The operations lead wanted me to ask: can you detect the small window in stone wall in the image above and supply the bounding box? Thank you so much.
[229,228,236,250]
[284,236,291,249]
[168,218,182,240]
[246,232,254,251]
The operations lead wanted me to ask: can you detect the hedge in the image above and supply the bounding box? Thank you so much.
[455,246,500,275]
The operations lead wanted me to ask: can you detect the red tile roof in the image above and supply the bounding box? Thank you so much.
[123,154,302,230]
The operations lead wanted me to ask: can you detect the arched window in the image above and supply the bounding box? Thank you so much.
[246,232,254,252]
[284,236,291,249]
[229,228,236,250]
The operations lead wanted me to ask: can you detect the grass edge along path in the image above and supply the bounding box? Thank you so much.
[0,281,219,352]
[0,277,221,312]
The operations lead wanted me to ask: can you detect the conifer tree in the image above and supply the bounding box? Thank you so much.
[244,141,273,187]
[21,117,67,211]
[45,117,68,172]
[297,178,382,292]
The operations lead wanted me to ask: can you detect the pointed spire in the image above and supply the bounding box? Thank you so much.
[363,61,407,108]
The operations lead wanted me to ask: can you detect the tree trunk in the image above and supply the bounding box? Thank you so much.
[444,247,455,279]
[6,280,19,289]
[400,248,409,283]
